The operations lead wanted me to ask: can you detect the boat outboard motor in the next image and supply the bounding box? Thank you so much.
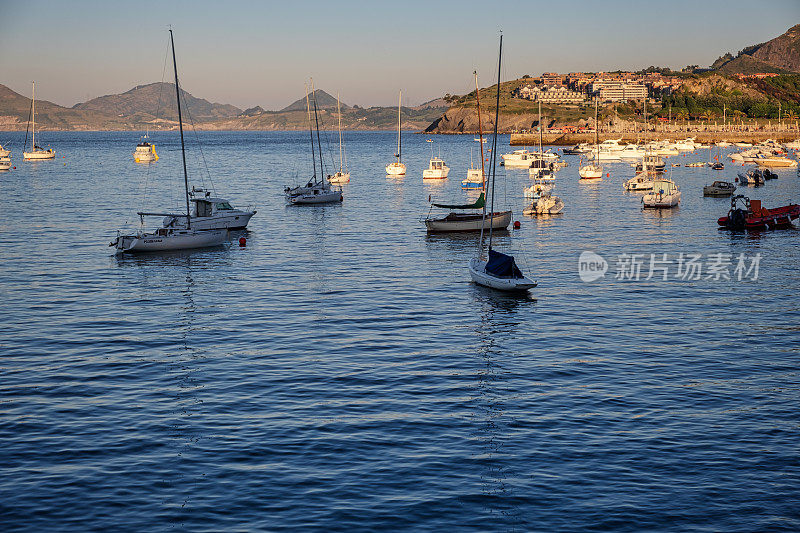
[726,195,749,230]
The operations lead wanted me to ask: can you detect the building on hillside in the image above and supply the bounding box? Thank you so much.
[541,72,564,87]
[514,84,586,104]
[592,81,648,102]
[734,73,780,80]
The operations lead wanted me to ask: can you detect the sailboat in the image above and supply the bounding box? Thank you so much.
[528,100,554,178]
[329,92,350,184]
[424,70,511,233]
[468,35,536,291]
[624,99,656,192]
[463,73,487,190]
[23,82,55,160]
[579,99,603,179]
[284,82,344,205]
[385,91,406,176]
[133,132,158,163]
[111,30,226,253]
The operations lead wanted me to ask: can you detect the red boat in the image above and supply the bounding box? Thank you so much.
[718,196,800,230]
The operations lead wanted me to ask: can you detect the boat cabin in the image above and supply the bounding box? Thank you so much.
[429,158,446,170]
[192,197,234,217]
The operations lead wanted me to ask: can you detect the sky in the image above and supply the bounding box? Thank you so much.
[1,0,798,110]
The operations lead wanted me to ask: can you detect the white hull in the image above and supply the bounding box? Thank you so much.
[755,158,797,168]
[0,147,10,157]
[423,169,450,179]
[329,171,350,183]
[134,153,157,162]
[588,151,622,161]
[0,158,11,171]
[579,165,603,179]
[643,190,681,208]
[386,162,406,175]
[425,210,511,233]
[524,195,564,215]
[23,150,55,160]
[469,257,537,291]
[115,229,227,253]
[624,175,654,191]
[164,211,255,231]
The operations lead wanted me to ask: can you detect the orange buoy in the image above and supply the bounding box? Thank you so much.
[238,237,246,247]
[606,172,610,177]
[513,220,521,229]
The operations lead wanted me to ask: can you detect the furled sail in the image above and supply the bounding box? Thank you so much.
[432,192,485,210]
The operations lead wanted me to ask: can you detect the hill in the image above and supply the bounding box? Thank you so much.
[713,24,800,74]
[279,89,344,112]
[73,82,242,122]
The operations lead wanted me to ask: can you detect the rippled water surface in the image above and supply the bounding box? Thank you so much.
[1,131,799,531]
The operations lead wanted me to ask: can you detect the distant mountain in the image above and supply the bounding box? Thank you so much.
[279,89,345,112]
[713,24,800,74]
[73,82,242,122]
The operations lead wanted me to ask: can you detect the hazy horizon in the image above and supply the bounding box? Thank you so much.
[1,0,798,110]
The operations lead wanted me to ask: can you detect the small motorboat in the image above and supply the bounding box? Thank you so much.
[422,156,450,179]
[710,162,724,170]
[0,156,11,171]
[763,169,778,180]
[624,174,654,192]
[523,192,564,216]
[703,181,736,197]
[133,136,158,163]
[737,169,765,186]
[685,162,706,167]
[718,196,800,230]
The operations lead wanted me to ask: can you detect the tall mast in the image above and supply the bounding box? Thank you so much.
[31,81,35,150]
[595,98,598,163]
[488,33,503,253]
[169,29,191,229]
[305,84,316,181]
[310,79,324,183]
[474,71,486,190]
[538,98,542,155]
[337,92,343,173]
[397,91,402,163]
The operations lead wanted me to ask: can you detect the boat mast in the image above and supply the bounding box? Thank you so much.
[169,29,191,230]
[396,91,402,163]
[310,79,325,183]
[595,98,598,164]
[306,84,316,182]
[488,33,503,253]
[538,98,542,156]
[31,81,35,150]
[337,92,343,173]
[475,71,486,190]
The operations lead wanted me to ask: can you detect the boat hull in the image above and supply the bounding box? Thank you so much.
[23,150,55,160]
[643,191,681,208]
[468,257,537,291]
[718,204,800,230]
[329,172,350,184]
[425,210,512,233]
[386,163,406,175]
[164,211,256,231]
[288,191,343,204]
[115,229,227,254]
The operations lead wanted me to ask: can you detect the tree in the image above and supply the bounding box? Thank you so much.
[785,110,798,121]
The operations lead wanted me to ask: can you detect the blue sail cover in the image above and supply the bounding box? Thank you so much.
[485,249,524,279]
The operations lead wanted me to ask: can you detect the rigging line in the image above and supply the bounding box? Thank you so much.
[139,33,172,221]
[180,89,216,195]
[21,99,32,154]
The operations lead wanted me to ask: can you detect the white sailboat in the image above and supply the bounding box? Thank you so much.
[329,92,350,184]
[642,177,681,208]
[0,144,10,157]
[468,35,536,291]
[285,82,343,205]
[112,30,226,254]
[579,99,604,179]
[385,91,406,176]
[23,82,56,161]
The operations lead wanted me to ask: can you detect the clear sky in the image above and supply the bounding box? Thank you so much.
[1,0,798,110]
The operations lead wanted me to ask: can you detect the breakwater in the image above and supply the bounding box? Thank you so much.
[510,131,800,146]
